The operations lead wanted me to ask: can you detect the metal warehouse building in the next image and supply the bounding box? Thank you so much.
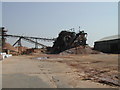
[94,35,120,54]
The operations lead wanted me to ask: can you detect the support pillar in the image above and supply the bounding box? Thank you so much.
[35,39,38,49]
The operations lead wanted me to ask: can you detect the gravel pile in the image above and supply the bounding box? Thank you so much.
[60,45,101,55]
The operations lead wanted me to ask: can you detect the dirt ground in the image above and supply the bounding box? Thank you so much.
[1,53,119,88]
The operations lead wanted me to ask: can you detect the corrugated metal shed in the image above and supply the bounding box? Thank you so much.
[94,35,120,54]
[96,35,120,42]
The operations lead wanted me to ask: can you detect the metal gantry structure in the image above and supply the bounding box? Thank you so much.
[4,34,55,48]
[0,27,55,49]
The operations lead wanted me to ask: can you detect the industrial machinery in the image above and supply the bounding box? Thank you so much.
[50,30,87,54]
[0,27,87,54]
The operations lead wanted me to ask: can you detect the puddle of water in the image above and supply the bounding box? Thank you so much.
[33,57,49,60]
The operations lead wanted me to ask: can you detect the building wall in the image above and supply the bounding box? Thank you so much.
[94,39,120,54]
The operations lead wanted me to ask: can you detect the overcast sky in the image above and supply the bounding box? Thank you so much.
[1,2,118,47]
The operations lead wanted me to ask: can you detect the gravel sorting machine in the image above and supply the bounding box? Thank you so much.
[50,30,87,54]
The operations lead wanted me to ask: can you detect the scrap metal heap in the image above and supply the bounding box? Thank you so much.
[50,30,87,54]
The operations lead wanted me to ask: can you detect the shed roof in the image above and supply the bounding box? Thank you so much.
[96,35,120,42]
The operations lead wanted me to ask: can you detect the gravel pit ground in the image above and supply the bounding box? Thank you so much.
[2,54,119,88]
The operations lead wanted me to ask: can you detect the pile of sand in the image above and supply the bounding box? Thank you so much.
[3,43,18,52]
[60,45,101,55]
[3,43,30,55]
[15,46,28,53]
[22,48,45,55]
